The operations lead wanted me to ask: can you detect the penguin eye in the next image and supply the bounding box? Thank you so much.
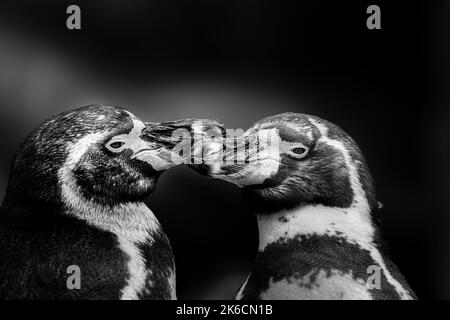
[110,142,125,149]
[106,141,126,152]
[287,144,309,159]
[292,147,307,154]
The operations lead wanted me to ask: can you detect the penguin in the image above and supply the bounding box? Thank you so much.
[0,104,214,300]
[192,112,417,300]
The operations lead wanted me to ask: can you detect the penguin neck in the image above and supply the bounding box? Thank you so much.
[256,202,378,254]
[59,169,161,243]
[64,197,161,244]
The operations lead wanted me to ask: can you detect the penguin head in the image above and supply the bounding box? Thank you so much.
[4,105,194,208]
[195,112,377,213]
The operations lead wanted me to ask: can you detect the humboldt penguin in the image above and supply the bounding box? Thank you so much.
[0,104,215,300]
[192,112,417,300]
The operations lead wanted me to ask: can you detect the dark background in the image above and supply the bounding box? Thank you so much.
[0,0,448,299]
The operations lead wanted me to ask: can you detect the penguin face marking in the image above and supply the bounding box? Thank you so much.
[202,112,376,213]
[105,112,175,172]
[70,112,178,204]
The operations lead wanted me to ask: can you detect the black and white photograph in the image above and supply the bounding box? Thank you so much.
[0,0,448,310]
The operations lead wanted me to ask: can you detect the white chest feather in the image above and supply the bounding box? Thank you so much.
[260,269,373,300]
[255,205,412,300]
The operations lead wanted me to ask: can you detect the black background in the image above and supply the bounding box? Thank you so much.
[0,0,448,299]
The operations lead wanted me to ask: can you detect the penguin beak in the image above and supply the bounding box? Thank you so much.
[131,123,177,171]
[190,127,282,186]
[141,119,224,170]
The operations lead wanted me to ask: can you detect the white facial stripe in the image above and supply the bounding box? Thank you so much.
[309,115,371,220]
[308,118,329,136]
[321,137,371,221]
[65,133,105,168]
[108,113,175,171]
[107,117,147,154]
[322,136,413,299]
[284,121,314,141]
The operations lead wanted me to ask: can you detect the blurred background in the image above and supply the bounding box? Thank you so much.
[0,0,448,299]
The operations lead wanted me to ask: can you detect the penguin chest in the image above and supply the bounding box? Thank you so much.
[237,232,415,300]
[257,270,373,300]
[118,231,176,300]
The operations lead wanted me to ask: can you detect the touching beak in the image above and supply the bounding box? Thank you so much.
[140,118,224,171]
[189,126,282,186]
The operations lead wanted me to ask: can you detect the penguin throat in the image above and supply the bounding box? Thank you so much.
[61,181,160,243]
[256,204,376,253]
[59,161,160,242]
